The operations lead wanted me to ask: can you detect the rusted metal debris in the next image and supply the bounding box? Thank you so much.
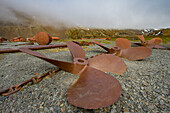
[134,35,170,50]
[9,37,27,42]
[0,32,60,46]
[73,41,94,46]
[0,37,8,43]
[28,32,60,45]
[93,38,152,61]
[0,69,61,96]
[27,37,36,42]
[0,37,27,43]
[0,34,169,110]
[34,32,52,45]
[0,44,67,54]
[0,40,94,54]
[52,37,60,40]
[18,41,126,109]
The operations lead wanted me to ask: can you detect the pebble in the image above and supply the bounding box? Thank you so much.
[111,109,116,113]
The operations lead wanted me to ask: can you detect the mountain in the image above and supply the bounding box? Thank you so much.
[0,9,169,40]
[141,28,170,37]
[0,10,68,39]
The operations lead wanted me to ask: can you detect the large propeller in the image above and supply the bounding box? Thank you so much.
[93,38,152,61]
[19,41,126,109]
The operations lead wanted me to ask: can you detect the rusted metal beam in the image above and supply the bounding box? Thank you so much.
[0,41,95,54]
[0,44,67,54]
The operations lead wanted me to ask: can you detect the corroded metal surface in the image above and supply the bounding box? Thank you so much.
[0,37,8,43]
[66,66,121,109]
[9,37,26,42]
[0,41,96,54]
[19,41,123,109]
[138,35,145,43]
[0,44,67,54]
[120,46,152,61]
[34,32,52,45]
[93,38,152,61]
[136,35,167,49]
[0,69,61,96]
[115,38,131,49]
[88,54,126,74]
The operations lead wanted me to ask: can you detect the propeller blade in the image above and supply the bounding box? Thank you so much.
[120,47,152,61]
[93,41,114,53]
[147,38,162,46]
[67,41,85,59]
[66,66,121,109]
[115,38,131,49]
[153,38,162,45]
[88,54,126,74]
[19,48,85,75]
[138,35,145,43]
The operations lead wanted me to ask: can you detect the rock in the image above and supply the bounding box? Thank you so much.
[160,100,164,105]
[111,109,117,113]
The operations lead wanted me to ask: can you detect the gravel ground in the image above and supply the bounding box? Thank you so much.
[0,41,170,113]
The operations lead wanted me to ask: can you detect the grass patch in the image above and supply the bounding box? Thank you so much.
[44,48,69,53]
[142,36,170,44]
[96,40,112,44]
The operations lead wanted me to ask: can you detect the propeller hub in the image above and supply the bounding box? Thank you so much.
[112,46,120,50]
[112,46,121,56]
[108,48,115,54]
[74,58,88,65]
[142,42,148,47]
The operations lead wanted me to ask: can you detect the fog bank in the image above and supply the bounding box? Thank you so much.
[0,0,170,29]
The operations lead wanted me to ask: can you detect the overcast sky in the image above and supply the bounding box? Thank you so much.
[0,0,170,29]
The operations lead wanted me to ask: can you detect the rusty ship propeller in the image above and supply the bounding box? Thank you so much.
[134,35,168,49]
[19,41,127,109]
[93,38,152,61]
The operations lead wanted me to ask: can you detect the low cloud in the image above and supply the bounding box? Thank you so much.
[0,0,170,29]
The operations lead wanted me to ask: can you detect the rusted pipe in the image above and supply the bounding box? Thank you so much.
[0,41,95,54]
[0,44,67,54]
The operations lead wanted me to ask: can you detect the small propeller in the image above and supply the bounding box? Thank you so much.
[19,41,124,109]
[93,38,152,61]
[136,35,163,49]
